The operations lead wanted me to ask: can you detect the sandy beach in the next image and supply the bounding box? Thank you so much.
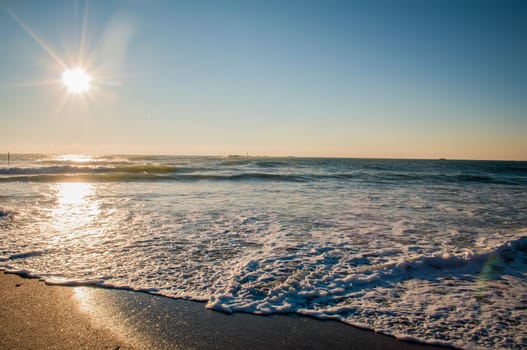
[0,272,452,350]
[0,272,133,350]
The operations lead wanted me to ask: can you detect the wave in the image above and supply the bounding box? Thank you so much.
[1,233,525,349]
[300,235,527,292]
[6,236,525,303]
[391,235,527,280]
[0,172,522,185]
[38,160,133,167]
[357,171,525,185]
[0,172,307,183]
[0,164,525,185]
[202,235,527,331]
[0,164,178,175]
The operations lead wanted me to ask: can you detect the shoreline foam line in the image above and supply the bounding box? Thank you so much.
[0,272,453,350]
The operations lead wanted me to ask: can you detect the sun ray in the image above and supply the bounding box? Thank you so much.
[96,80,122,87]
[78,0,90,67]
[6,8,68,70]
[4,1,122,118]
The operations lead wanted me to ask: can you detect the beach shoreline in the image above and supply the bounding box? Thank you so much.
[0,271,452,350]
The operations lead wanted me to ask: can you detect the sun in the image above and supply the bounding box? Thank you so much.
[62,68,92,94]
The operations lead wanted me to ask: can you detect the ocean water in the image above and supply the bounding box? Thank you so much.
[1,154,526,349]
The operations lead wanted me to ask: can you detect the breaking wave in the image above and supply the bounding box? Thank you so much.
[0,167,524,185]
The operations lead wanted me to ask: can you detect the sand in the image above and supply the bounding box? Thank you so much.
[0,272,451,350]
[0,272,132,350]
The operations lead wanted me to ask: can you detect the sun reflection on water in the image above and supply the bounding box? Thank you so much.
[57,154,94,163]
[49,182,101,243]
[58,182,93,204]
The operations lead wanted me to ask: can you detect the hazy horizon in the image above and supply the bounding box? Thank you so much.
[2,151,527,162]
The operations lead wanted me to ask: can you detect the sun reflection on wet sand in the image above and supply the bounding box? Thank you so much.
[73,287,151,349]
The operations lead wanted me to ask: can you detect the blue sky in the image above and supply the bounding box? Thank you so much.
[0,0,526,159]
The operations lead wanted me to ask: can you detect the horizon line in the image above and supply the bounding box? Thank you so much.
[2,152,526,162]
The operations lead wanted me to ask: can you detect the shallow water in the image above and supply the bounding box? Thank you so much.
[1,154,526,349]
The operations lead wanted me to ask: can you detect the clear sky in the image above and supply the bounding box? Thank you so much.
[0,0,526,160]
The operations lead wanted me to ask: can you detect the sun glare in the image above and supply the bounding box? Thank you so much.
[62,68,91,93]
[57,154,94,163]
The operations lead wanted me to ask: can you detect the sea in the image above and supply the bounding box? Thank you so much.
[0,154,526,349]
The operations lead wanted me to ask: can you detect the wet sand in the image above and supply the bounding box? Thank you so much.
[0,272,452,350]
[0,272,133,350]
